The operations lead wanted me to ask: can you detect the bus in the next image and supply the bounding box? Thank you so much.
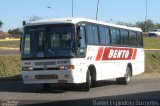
[21,18,144,91]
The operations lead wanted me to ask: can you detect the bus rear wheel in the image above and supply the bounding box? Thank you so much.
[116,67,131,85]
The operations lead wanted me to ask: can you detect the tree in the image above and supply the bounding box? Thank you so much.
[116,21,135,27]
[135,19,155,32]
[155,23,160,29]
[8,28,22,38]
[29,16,42,22]
[135,21,145,31]
[0,20,3,29]
[145,20,155,32]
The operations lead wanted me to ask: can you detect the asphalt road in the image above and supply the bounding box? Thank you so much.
[0,74,160,106]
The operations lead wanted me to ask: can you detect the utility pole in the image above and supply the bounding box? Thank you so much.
[96,0,100,20]
[72,0,74,17]
[144,0,148,32]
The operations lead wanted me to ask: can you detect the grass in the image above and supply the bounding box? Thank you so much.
[143,37,160,49]
[0,52,159,78]
[0,55,21,77]
[145,52,160,73]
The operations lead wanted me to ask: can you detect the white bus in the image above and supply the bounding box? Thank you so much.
[21,18,144,91]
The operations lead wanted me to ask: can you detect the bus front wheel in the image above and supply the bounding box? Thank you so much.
[83,69,91,91]
[116,67,131,85]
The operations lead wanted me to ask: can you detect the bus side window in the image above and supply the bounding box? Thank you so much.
[99,26,110,45]
[121,30,129,46]
[92,25,99,45]
[99,26,106,45]
[116,29,121,45]
[79,26,86,48]
[111,28,117,45]
[105,27,111,45]
[86,24,99,45]
[137,32,143,47]
[129,31,137,46]
[86,25,94,44]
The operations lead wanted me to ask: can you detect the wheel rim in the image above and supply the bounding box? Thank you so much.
[89,75,91,86]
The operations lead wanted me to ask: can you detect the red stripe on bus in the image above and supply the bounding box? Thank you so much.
[132,49,137,60]
[96,47,104,61]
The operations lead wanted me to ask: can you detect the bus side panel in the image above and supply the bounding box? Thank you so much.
[85,45,103,81]
[132,48,145,76]
[85,45,130,81]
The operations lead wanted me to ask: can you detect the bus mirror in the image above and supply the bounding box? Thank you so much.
[19,36,22,52]
[23,21,26,26]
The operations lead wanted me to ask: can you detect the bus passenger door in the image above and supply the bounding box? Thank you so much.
[77,24,87,57]
[76,24,88,79]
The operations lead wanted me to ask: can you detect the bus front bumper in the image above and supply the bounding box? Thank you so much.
[22,70,86,84]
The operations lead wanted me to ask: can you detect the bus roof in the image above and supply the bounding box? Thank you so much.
[25,17,142,32]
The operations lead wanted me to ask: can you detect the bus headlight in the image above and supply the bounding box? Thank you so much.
[22,67,33,71]
[59,65,75,70]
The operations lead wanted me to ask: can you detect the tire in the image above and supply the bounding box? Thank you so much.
[43,84,51,91]
[91,80,97,87]
[83,69,91,91]
[116,67,131,85]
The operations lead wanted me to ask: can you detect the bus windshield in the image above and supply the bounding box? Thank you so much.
[22,24,75,59]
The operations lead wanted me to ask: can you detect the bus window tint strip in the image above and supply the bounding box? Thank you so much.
[83,23,143,48]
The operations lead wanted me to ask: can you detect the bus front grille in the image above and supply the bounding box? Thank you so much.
[35,74,58,79]
[33,68,59,71]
